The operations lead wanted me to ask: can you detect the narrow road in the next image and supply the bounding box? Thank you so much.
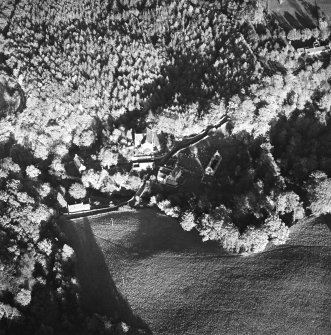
[61,115,228,218]
[157,115,228,167]
[131,115,228,166]
[128,115,229,206]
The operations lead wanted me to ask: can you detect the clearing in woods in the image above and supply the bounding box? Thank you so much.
[267,0,331,30]
[61,209,331,335]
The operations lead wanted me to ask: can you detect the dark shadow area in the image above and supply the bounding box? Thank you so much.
[316,213,331,232]
[59,217,151,333]
[124,210,229,257]
[176,131,273,207]
[141,30,258,116]
[116,0,157,11]
[270,109,331,183]
[0,76,25,117]
[272,11,316,30]
[269,0,318,30]
[90,210,331,335]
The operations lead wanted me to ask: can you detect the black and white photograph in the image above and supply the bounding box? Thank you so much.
[0,0,330,334]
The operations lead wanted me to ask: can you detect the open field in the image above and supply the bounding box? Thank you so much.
[268,0,319,29]
[268,0,331,30]
[61,209,331,334]
[318,0,331,18]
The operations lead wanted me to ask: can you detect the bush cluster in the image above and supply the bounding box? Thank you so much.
[179,193,302,254]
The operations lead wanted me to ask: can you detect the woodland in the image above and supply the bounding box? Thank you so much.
[1,0,331,334]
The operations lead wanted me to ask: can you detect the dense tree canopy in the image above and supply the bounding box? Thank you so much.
[1,0,331,330]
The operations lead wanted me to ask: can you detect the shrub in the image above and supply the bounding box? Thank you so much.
[276,191,305,221]
[198,206,236,242]
[61,244,75,261]
[263,215,289,245]
[68,183,87,200]
[179,211,196,231]
[15,289,32,307]
[26,165,41,179]
[237,226,269,254]
[157,199,180,218]
[307,171,331,216]
[98,147,118,168]
[82,169,101,189]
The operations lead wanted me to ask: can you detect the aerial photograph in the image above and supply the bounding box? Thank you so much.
[0,0,331,334]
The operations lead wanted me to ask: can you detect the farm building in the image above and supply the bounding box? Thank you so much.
[67,202,91,213]
[134,128,161,155]
[205,151,222,176]
[73,154,86,173]
[132,161,154,171]
[157,166,182,187]
[297,44,331,55]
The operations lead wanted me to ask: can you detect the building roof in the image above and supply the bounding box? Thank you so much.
[166,178,178,187]
[68,203,91,213]
[157,166,182,187]
[134,128,161,154]
[134,133,145,148]
[305,46,328,54]
[157,166,172,183]
[73,154,86,173]
[132,161,154,171]
[170,166,182,180]
[131,154,155,162]
[205,150,222,176]
[146,128,161,148]
[126,129,133,141]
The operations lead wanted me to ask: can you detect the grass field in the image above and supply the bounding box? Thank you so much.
[317,0,331,18]
[268,0,331,30]
[61,210,331,334]
[268,0,319,30]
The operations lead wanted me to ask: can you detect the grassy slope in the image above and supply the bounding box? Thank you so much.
[268,0,331,28]
[268,0,318,29]
[318,0,331,17]
[316,0,331,19]
[66,210,331,335]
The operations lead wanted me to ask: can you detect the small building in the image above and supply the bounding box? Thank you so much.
[134,133,145,149]
[157,166,182,187]
[205,151,222,176]
[126,129,134,144]
[134,128,161,154]
[67,202,91,213]
[73,154,86,173]
[131,153,155,171]
[132,161,154,171]
[305,45,328,55]
[131,154,155,162]
[157,166,172,183]
[146,128,161,150]
[298,43,331,56]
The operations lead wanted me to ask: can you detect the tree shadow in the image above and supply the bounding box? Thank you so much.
[177,131,274,205]
[315,213,331,233]
[270,109,331,183]
[0,75,26,117]
[59,217,151,332]
[272,11,316,30]
[125,210,228,257]
[270,0,318,30]
[140,29,258,116]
